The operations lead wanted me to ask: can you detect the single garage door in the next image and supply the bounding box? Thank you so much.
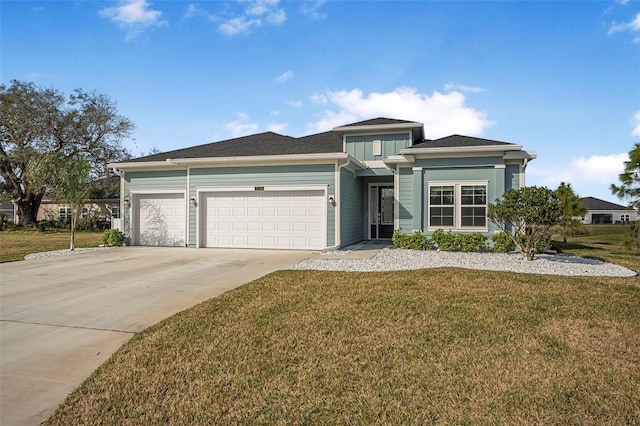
[136,193,186,247]
[202,190,326,249]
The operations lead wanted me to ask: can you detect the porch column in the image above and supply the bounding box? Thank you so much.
[412,167,423,232]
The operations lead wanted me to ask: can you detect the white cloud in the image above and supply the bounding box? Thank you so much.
[616,0,629,5]
[276,70,294,83]
[307,86,494,138]
[267,123,288,133]
[608,12,640,41]
[301,0,327,20]
[100,0,166,38]
[632,110,640,137]
[529,153,627,191]
[287,100,303,107]
[444,82,486,94]
[219,0,286,36]
[225,113,258,137]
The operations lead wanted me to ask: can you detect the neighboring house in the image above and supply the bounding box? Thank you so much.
[18,176,121,228]
[109,117,536,249]
[580,196,638,224]
[0,201,15,221]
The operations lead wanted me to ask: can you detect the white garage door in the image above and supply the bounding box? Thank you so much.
[136,193,186,247]
[202,190,326,249]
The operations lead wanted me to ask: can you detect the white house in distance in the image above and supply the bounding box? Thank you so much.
[580,197,638,224]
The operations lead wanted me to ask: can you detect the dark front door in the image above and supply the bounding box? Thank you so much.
[370,185,394,239]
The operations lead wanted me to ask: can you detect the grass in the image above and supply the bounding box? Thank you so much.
[46,229,640,425]
[0,230,104,262]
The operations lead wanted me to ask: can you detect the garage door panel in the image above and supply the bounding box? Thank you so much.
[202,190,325,249]
[137,194,185,247]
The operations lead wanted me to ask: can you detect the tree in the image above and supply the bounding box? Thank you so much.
[488,186,562,261]
[610,142,640,254]
[555,182,587,243]
[47,155,91,250]
[0,80,133,226]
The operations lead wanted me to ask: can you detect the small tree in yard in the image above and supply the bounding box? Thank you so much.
[488,186,562,261]
[47,155,91,251]
[610,142,640,254]
[555,182,587,243]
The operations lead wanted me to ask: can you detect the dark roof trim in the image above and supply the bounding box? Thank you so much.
[581,196,631,211]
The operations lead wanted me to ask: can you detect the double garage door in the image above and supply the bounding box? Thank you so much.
[201,190,326,250]
[135,190,326,250]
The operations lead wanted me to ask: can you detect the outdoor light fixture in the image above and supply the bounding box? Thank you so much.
[328,195,335,205]
[123,198,130,207]
[190,196,197,206]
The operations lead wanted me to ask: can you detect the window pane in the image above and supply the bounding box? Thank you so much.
[461,206,486,227]
[430,207,454,227]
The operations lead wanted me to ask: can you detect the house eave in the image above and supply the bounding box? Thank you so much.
[333,122,423,133]
[401,144,524,156]
[109,152,365,170]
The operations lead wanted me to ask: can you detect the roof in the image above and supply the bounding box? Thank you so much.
[410,135,515,149]
[581,196,630,211]
[337,117,422,127]
[127,131,343,163]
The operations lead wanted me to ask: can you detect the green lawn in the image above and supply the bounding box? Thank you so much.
[0,230,104,262]
[46,230,639,425]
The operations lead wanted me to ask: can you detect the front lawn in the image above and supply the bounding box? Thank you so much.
[0,230,104,262]
[47,237,640,424]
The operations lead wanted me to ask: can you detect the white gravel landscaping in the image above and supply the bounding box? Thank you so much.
[290,248,638,277]
[24,247,115,260]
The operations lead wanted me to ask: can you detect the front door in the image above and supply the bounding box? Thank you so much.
[370,184,394,239]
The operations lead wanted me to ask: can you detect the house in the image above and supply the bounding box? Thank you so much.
[109,118,536,249]
[580,196,638,224]
[31,176,121,229]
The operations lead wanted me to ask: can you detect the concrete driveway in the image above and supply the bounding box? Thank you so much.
[0,247,310,426]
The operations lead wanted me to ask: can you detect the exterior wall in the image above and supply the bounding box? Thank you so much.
[339,167,364,246]
[397,167,414,232]
[345,133,411,162]
[37,201,119,222]
[581,209,638,224]
[189,164,336,248]
[397,156,519,235]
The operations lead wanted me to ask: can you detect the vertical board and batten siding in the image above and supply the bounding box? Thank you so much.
[189,164,336,248]
[397,167,414,232]
[345,133,410,162]
[339,167,364,246]
[123,170,188,242]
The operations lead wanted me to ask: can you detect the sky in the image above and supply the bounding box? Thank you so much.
[2,0,639,204]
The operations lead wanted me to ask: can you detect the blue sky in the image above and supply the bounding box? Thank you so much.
[2,0,639,203]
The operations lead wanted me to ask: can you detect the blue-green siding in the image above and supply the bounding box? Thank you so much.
[189,164,335,248]
[506,164,520,191]
[345,133,410,162]
[339,168,364,246]
[398,167,414,231]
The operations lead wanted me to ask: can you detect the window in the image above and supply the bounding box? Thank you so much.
[429,182,488,230]
[621,214,630,223]
[111,206,120,219]
[58,207,72,220]
[81,207,89,218]
[372,140,382,156]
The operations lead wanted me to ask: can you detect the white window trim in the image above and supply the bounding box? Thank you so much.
[427,180,489,232]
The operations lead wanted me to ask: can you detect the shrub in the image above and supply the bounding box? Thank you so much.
[491,231,516,253]
[0,212,7,231]
[392,229,431,250]
[431,229,462,251]
[460,233,487,252]
[102,229,125,246]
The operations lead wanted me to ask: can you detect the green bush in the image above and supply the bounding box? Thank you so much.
[0,212,8,231]
[460,233,487,252]
[431,229,462,251]
[102,229,125,246]
[491,231,516,253]
[392,229,431,250]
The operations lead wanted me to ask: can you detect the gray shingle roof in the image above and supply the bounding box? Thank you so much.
[338,117,422,127]
[411,135,515,149]
[581,197,629,211]
[128,131,343,163]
